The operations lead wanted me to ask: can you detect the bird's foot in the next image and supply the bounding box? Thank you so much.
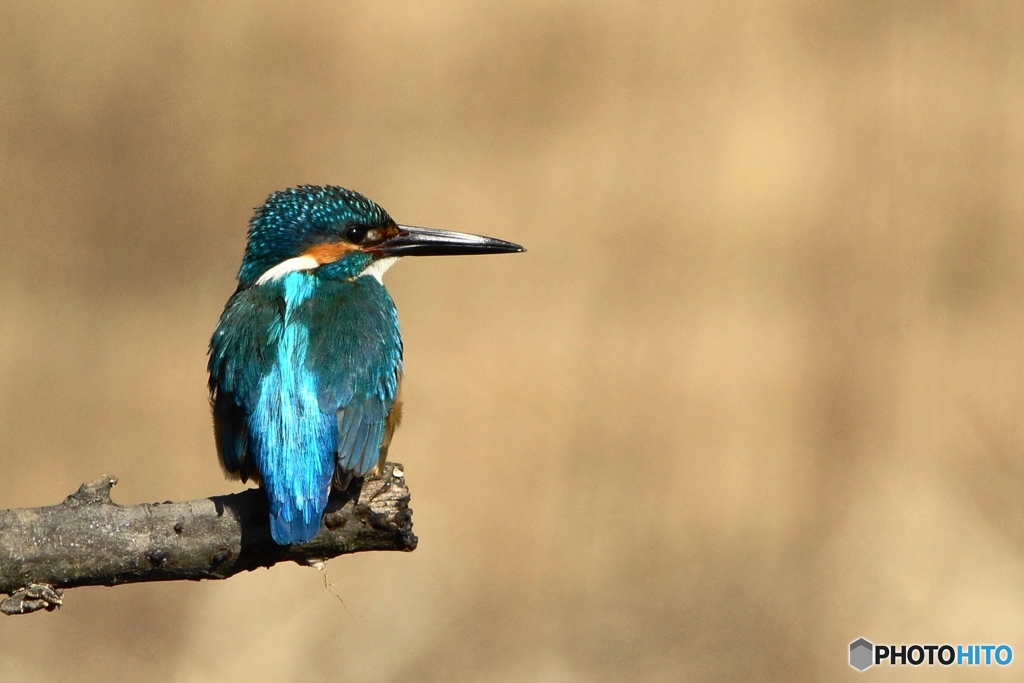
[1,584,64,615]
[353,469,399,528]
[328,474,364,509]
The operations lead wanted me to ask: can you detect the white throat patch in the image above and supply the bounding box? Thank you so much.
[359,256,399,284]
[255,254,399,286]
[255,255,320,285]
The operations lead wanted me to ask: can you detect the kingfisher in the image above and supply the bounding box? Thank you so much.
[208,185,523,545]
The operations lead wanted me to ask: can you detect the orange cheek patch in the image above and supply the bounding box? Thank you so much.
[303,241,357,264]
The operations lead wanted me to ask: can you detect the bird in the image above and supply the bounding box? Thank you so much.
[208,185,523,545]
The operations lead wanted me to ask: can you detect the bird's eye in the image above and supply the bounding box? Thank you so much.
[345,225,369,244]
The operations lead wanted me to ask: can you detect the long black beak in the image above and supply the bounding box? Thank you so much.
[379,225,525,257]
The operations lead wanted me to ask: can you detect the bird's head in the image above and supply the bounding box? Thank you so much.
[237,185,523,288]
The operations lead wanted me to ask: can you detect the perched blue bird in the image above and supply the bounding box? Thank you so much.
[208,185,523,544]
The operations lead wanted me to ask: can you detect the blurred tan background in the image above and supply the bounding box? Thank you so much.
[1,1,1023,681]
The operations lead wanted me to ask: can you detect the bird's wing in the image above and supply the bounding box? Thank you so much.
[307,278,403,480]
[207,286,281,482]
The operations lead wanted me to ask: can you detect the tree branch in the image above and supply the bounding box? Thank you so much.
[0,462,416,615]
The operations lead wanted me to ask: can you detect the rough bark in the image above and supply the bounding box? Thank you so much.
[0,463,415,615]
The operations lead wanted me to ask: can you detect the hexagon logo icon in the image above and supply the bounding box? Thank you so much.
[850,638,873,671]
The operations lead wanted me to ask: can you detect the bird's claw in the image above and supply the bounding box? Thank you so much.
[1,584,64,615]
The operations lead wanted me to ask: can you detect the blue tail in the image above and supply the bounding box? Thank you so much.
[270,507,323,545]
